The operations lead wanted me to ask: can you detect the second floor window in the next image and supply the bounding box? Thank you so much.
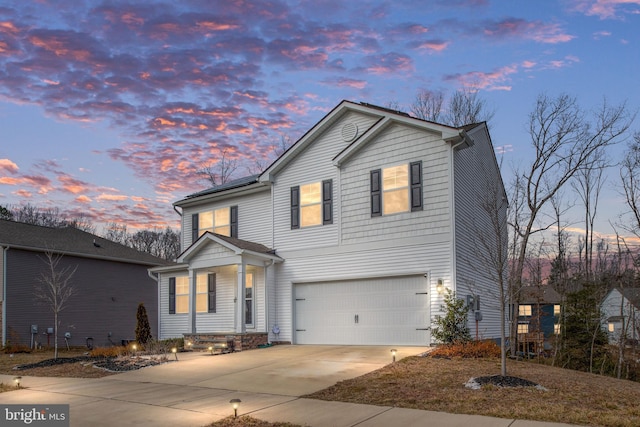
[371,161,422,217]
[519,305,532,316]
[191,206,238,242]
[291,180,333,229]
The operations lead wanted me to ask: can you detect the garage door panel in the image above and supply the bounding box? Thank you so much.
[294,276,430,345]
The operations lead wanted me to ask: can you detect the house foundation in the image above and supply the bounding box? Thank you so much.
[183,332,268,352]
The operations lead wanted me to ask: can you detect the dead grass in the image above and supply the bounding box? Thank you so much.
[305,356,640,427]
[204,416,302,427]
[0,349,117,380]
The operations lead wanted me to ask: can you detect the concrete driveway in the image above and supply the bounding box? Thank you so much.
[1,345,429,426]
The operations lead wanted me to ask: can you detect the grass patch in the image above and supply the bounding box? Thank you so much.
[204,416,302,427]
[305,356,640,427]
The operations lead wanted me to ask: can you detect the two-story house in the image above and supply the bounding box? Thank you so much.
[149,100,507,349]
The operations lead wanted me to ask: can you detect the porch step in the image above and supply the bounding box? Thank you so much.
[187,337,235,353]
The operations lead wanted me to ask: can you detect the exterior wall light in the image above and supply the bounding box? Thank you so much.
[13,376,22,388]
[208,346,214,355]
[229,399,241,418]
[172,347,178,361]
[436,279,445,295]
[390,349,397,363]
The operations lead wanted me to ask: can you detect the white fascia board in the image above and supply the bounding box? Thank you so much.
[148,263,189,273]
[174,181,268,209]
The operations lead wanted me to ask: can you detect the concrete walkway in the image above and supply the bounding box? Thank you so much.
[1,345,581,427]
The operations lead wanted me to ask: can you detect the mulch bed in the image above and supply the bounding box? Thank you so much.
[14,356,170,372]
[466,375,545,390]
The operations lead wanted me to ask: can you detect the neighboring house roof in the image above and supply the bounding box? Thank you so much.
[520,286,562,304]
[177,231,282,264]
[0,219,170,266]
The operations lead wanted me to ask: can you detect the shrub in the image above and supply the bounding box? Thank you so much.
[432,289,471,344]
[430,340,501,359]
[135,303,152,344]
[90,346,126,358]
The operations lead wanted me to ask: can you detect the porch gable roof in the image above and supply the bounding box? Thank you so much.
[177,232,283,264]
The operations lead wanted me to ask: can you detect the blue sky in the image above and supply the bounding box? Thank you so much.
[0,0,638,240]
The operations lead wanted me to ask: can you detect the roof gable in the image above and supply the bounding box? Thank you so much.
[0,220,169,266]
[177,232,282,263]
[259,100,466,181]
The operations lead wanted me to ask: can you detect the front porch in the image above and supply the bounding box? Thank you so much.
[183,332,269,352]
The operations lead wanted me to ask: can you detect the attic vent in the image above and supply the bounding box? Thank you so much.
[341,122,358,142]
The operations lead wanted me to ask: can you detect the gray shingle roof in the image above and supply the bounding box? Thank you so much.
[180,175,260,201]
[207,232,276,255]
[0,220,170,266]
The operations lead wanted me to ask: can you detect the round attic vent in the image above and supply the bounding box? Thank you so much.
[341,122,358,142]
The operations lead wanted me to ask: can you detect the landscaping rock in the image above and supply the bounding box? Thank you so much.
[466,375,547,390]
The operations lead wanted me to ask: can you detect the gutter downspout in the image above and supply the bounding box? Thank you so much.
[449,131,469,298]
[2,246,8,347]
[148,270,161,340]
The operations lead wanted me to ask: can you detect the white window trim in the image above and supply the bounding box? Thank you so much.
[382,164,410,215]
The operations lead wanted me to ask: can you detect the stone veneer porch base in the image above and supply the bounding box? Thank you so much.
[183,332,269,352]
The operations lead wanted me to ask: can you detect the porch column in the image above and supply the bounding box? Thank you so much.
[189,269,196,333]
[235,262,246,333]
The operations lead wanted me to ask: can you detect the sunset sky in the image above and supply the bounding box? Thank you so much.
[0,0,638,238]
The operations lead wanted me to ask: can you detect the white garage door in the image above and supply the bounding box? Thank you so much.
[294,275,430,345]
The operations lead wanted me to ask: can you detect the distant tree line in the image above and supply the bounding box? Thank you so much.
[0,203,180,261]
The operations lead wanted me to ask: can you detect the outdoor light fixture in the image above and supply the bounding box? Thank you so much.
[436,279,445,295]
[390,349,397,363]
[13,376,22,388]
[208,345,214,355]
[229,399,241,418]
[132,344,137,352]
[172,347,178,361]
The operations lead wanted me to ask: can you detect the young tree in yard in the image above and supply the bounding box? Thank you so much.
[135,303,152,345]
[35,251,77,359]
[432,289,471,344]
[509,93,632,354]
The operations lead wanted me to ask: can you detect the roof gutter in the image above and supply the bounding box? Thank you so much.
[173,205,182,217]
[2,245,8,346]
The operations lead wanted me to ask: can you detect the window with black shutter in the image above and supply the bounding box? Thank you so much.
[208,273,216,313]
[370,169,382,216]
[410,161,423,211]
[230,206,238,238]
[191,213,199,243]
[291,186,300,229]
[322,179,333,224]
[169,277,176,314]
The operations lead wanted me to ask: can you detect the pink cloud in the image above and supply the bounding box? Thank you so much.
[445,64,518,90]
[360,52,414,75]
[75,195,92,203]
[320,77,368,89]
[572,0,640,19]
[483,19,574,43]
[97,193,129,201]
[0,158,19,174]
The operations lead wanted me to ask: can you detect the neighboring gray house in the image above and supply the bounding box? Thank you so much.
[1,220,168,348]
[149,100,507,349]
[602,288,640,345]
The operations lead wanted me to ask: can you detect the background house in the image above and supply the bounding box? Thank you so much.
[516,286,562,354]
[602,288,640,345]
[1,220,168,349]
[150,100,507,348]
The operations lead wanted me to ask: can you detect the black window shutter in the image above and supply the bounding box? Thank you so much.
[230,206,238,238]
[410,161,423,211]
[291,186,300,229]
[322,179,333,225]
[169,277,176,314]
[208,273,216,313]
[370,169,382,217]
[191,213,199,243]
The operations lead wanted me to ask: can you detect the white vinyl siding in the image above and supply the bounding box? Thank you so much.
[273,112,378,251]
[159,273,189,339]
[453,125,505,340]
[340,124,450,244]
[182,188,272,250]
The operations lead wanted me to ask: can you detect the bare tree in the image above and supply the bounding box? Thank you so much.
[198,148,239,187]
[410,89,445,122]
[509,93,632,354]
[620,133,640,239]
[444,88,495,127]
[103,222,129,245]
[571,151,608,279]
[409,88,494,127]
[35,251,77,359]
[0,205,13,220]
